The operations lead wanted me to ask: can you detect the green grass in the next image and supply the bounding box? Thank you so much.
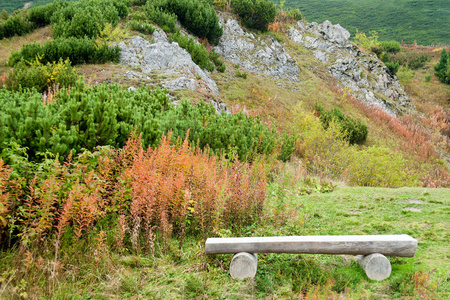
[274,0,450,46]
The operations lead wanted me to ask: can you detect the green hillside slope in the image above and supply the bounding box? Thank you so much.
[0,0,62,13]
[276,0,449,46]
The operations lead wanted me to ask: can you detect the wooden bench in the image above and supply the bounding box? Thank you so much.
[205,235,418,281]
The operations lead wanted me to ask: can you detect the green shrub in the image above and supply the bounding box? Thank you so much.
[231,0,276,31]
[425,75,431,82]
[236,70,248,79]
[169,31,214,71]
[386,61,400,74]
[8,37,121,66]
[0,9,33,39]
[145,2,177,33]
[389,52,430,70]
[51,0,125,39]
[128,19,155,34]
[147,0,223,45]
[3,59,78,93]
[380,40,401,53]
[0,82,169,160]
[434,49,450,84]
[28,2,65,27]
[0,83,285,162]
[315,105,368,145]
[210,50,226,72]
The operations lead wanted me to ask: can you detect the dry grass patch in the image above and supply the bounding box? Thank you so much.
[0,26,52,66]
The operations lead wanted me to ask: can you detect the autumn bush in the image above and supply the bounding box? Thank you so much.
[0,132,268,252]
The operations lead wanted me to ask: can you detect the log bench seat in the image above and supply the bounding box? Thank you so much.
[205,235,418,281]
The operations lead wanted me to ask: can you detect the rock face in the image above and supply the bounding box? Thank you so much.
[118,35,219,96]
[287,20,415,115]
[215,18,300,81]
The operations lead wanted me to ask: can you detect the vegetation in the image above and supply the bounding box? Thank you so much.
[8,37,121,66]
[2,59,78,93]
[276,0,450,45]
[145,0,223,45]
[0,82,290,162]
[434,49,450,84]
[231,0,277,31]
[0,1,449,299]
[315,104,368,145]
[0,0,57,14]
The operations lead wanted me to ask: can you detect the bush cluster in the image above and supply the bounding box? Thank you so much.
[2,59,78,93]
[8,37,121,66]
[231,0,277,31]
[0,9,33,39]
[51,0,128,39]
[145,2,177,33]
[315,105,368,145]
[0,83,285,162]
[389,51,430,70]
[434,49,450,84]
[128,19,155,35]
[152,0,223,45]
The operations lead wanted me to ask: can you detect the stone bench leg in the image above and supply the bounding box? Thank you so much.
[357,253,392,281]
[230,252,258,279]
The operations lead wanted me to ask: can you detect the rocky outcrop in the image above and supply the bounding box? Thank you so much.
[215,18,300,81]
[118,35,219,96]
[287,20,415,115]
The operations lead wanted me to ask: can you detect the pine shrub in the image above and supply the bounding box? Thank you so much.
[3,59,78,93]
[147,0,223,45]
[231,0,277,31]
[315,105,368,145]
[434,49,450,84]
[0,9,33,39]
[0,83,284,162]
[8,37,121,66]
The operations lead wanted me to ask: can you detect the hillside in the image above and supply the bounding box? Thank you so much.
[0,0,449,298]
[0,0,54,13]
[276,0,450,45]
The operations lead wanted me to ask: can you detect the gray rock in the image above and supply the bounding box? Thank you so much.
[215,17,300,81]
[119,36,219,96]
[128,86,137,92]
[287,20,415,115]
[163,77,197,91]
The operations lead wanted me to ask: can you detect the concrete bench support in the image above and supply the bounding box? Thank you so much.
[357,253,392,281]
[230,252,258,279]
[205,235,417,281]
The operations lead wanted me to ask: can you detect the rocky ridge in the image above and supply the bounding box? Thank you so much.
[287,20,415,115]
[117,17,415,116]
[214,17,300,82]
[118,29,219,97]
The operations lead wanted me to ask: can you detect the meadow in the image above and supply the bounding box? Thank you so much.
[277,0,450,45]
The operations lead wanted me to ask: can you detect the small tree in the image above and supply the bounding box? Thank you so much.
[434,49,450,84]
[231,0,276,31]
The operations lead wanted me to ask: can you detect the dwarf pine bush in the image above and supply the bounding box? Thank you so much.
[315,105,368,145]
[8,37,121,66]
[231,0,277,31]
[0,83,285,162]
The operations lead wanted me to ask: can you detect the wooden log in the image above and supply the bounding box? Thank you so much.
[357,253,392,281]
[205,235,417,257]
[229,252,258,279]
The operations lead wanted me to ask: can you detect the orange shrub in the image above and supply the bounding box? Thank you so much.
[120,133,267,250]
